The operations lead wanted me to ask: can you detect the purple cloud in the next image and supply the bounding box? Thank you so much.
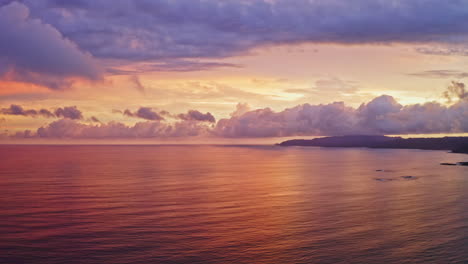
[0,1,101,89]
[89,116,100,123]
[215,93,468,137]
[1,104,54,118]
[9,84,468,139]
[23,118,212,138]
[54,106,83,120]
[123,107,165,121]
[443,81,468,103]
[178,110,216,123]
[0,104,85,119]
[7,0,468,66]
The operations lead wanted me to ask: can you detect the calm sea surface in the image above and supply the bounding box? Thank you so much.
[1,145,468,264]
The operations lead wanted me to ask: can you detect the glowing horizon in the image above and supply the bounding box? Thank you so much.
[1,1,468,142]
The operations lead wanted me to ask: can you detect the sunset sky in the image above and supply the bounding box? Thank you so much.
[1,0,468,142]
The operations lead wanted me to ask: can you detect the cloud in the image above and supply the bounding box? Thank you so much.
[215,102,358,137]
[18,118,212,138]
[12,0,468,67]
[177,110,216,123]
[39,109,55,118]
[409,70,468,79]
[89,116,100,123]
[0,104,85,119]
[1,104,55,118]
[10,83,468,139]
[54,106,83,120]
[415,46,468,56]
[138,60,240,72]
[123,107,165,121]
[0,2,101,89]
[443,81,468,103]
[214,92,468,137]
[230,103,251,117]
[129,75,145,94]
[1,104,37,116]
[121,107,215,123]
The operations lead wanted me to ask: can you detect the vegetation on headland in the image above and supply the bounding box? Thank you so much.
[278,135,468,154]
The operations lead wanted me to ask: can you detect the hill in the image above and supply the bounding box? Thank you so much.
[278,135,468,153]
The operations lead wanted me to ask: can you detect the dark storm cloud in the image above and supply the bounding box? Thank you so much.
[0,2,101,89]
[7,0,468,65]
[178,110,216,123]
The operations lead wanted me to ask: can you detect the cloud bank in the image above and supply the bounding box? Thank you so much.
[0,104,83,120]
[8,92,468,139]
[2,0,468,85]
[120,107,216,123]
[0,2,101,89]
[123,107,165,121]
[4,0,468,67]
[178,110,216,123]
[16,118,212,139]
[215,95,468,137]
[54,106,83,120]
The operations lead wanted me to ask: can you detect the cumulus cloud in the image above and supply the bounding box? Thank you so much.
[54,106,83,120]
[1,104,55,118]
[230,103,251,117]
[19,118,212,138]
[0,2,101,89]
[7,0,468,68]
[9,82,468,139]
[1,104,38,116]
[0,104,86,119]
[123,107,165,121]
[121,107,216,123]
[39,108,55,118]
[443,81,468,103]
[177,110,216,123]
[1,104,86,120]
[214,92,468,137]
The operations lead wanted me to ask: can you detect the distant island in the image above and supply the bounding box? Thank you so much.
[278,135,468,154]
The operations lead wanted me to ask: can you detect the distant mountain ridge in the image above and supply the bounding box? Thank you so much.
[278,135,468,153]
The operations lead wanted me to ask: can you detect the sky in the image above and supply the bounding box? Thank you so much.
[1,0,468,143]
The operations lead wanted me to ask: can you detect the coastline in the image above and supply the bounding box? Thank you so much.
[278,135,468,154]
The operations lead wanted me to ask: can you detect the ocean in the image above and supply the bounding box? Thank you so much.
[1,145,467,263]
